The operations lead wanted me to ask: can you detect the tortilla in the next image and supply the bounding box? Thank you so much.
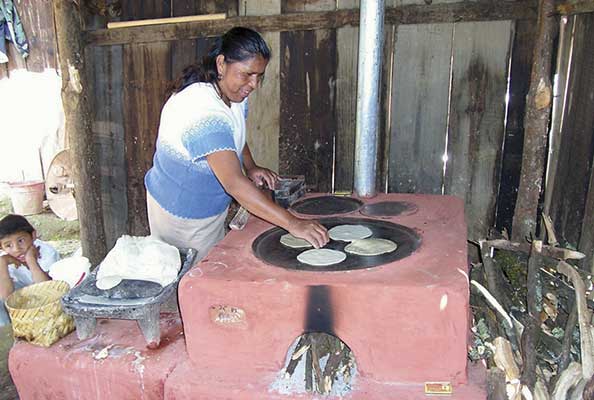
[280,233,313,249]
[344,238,397,256]
[297,249,347,266]
[328,224,372,242]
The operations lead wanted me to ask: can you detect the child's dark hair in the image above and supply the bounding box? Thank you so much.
[167,26,271,96]
[0,214,34,240]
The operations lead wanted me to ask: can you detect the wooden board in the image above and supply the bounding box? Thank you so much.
[241,0,281,172]
[121,1,171,235]
[86,2,537,47]
[280,0,336,192]
[445,20,513,241]
[388,23,453,194]
[334,0,359,193]
[170,0,237,78]
[550,14,594,249]
[17,0,58,72]
[88,44,128,249]
[495,19,537,234]
[378,0,401,193]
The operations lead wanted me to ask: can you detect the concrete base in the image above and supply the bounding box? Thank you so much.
[165,358,487,400]
[9,314,185,400]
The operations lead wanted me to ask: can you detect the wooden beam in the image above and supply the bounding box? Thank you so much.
[106,13,226,29]
[86,1,537,47]
[53,0,107,266]
[558,1,594,15]
[511,0,557,241]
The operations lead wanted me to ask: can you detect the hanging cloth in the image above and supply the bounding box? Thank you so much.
[0,0,30,63]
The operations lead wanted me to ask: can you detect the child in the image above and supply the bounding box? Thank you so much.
[0,214,59,326]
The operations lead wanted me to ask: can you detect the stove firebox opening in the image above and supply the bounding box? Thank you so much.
[270,285,357,396]
[271,331,357,397]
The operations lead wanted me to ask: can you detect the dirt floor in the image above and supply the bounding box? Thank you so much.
[0,190,81,400]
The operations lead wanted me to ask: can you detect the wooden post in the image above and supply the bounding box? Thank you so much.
[511,0,557,241]
[52,0,107,266]
[521,240,543,390]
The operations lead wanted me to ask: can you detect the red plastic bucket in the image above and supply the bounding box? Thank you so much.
[8,181,45,215]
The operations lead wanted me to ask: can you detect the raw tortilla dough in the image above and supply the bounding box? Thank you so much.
[328,224,372,242]
[344,238,397,256]
[96,235,181,290]
[280,233,313,249]
[297,249,346,266]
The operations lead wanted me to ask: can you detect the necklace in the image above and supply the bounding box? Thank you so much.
[212,81,230,107]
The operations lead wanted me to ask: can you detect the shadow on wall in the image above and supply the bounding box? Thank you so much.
[0,69,65,183]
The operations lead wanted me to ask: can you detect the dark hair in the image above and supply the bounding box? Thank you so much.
[0,214,35,241]
[167,27,271,95]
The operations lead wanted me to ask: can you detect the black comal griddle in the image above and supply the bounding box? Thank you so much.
[252,217,421,272]
[359,201,418,218]
[290,195,363,216]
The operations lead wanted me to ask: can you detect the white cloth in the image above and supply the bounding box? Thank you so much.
[2,239,59,288]
[49,256,91,288]
[95,235,181,290]
[146,191,227,261]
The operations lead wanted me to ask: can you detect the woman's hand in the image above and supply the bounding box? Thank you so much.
[247,166,278,189]
[287,218,329,249]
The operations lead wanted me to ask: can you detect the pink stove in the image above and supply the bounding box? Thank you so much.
[171,193,485,399]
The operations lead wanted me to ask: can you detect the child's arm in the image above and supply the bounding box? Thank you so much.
[0,256,15,300]
[25,245,50,284]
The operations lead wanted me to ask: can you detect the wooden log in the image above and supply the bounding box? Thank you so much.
[521,240,543,390]
[557,260,594,380]
[493,336,521,381]
[558,1,594,15]
[486,367,508,400]
[85,1,538,47]
[482,239,586,260]
[479,241,513,312]
[511,0,557,241]
[552,362,583,400]
[52,0,107,266]
[559,300,578,373]
[583,374,594,400]
[534,378,551,400]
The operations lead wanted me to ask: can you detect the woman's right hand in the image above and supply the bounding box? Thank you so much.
[287,218,329,249]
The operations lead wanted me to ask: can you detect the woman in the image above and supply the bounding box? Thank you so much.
[145,27,329,258]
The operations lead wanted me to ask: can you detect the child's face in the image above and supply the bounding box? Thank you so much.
[0,231,36,262]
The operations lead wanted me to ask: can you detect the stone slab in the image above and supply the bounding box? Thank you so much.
[179,193,471,384]
[164,358,487,400]
[9,313,185,400]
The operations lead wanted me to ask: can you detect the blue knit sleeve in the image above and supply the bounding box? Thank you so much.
[181,114,236,160]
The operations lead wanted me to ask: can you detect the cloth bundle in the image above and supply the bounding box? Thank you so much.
[96,235,181,290]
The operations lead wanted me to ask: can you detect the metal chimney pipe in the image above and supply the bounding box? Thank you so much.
[354,0,385,198]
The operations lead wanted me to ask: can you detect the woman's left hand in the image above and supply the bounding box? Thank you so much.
[247,167,278,189]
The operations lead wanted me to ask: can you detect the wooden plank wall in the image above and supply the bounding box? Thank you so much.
[548,13,594,270]
[280,0,337,192]
[87,0,534,244]
[387,1,513,241]
[240,0,281,172]
[495,20,536,234]
[0,0,65,186]
[445,21,512,240]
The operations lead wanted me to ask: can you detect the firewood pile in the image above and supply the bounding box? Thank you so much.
[469,221,594,400]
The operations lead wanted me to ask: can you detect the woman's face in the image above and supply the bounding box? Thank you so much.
[216,54,268,104]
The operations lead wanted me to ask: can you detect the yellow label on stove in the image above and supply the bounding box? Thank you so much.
[333,191,352,196]
[424,382,452,395]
